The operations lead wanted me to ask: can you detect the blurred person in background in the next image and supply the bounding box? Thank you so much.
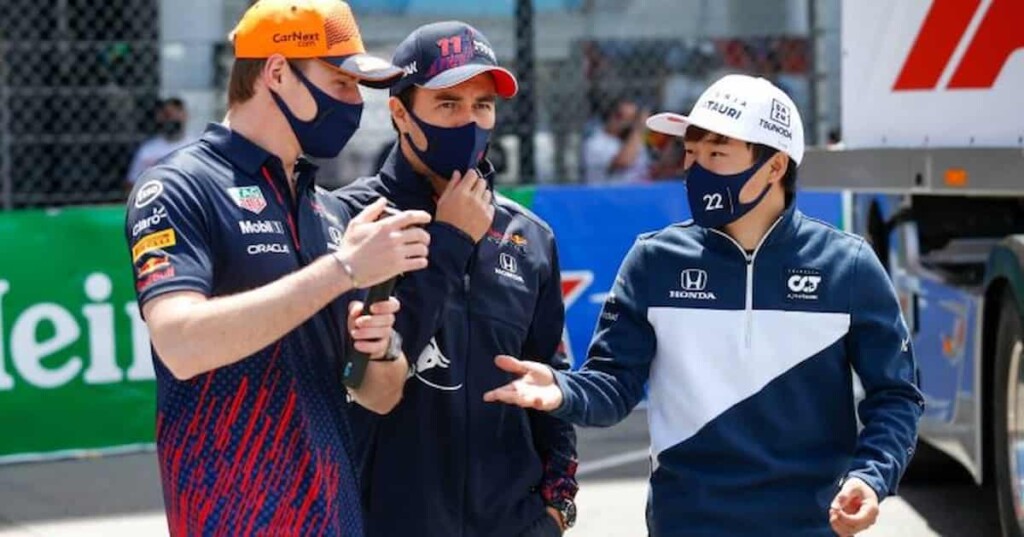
[485,74,923,537]
[646,131,688,181]
[827,127,845,150]
[123,1,432,534]
[581,96,651,184]
[334,21,579,537]
[124,97,192,190]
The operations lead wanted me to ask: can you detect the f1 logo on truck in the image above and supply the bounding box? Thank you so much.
[894,0,1024,90]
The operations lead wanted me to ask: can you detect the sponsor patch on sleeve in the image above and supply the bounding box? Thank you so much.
[136,255,171,277]
[132,229,177,262]
[134,180,164,208]
[136,266,176,293]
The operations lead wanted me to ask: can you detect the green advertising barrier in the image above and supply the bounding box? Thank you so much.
[0,205,155,463]
[0,192,542,463]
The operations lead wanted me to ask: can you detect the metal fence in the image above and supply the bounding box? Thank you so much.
[1,0,161,209]
[0,0,840,209]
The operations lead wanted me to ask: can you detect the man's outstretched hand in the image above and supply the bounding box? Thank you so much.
[829,477,880,536]
[482,355,564,412]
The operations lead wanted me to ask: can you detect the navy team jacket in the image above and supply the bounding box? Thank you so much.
[552,204,924,536]
[333,147,578,537]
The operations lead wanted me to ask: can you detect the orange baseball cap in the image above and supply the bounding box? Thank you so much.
[231,0,402,88]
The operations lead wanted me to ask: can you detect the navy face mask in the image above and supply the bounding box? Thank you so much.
[685,151,777,229]
[271,65,363,159]
[404,108,492,180]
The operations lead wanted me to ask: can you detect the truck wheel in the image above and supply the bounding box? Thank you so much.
[993,288,1024,537]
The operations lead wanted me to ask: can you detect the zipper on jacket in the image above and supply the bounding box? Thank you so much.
[709,216,784,350]
[743,255,754,348]
[460,249,476,537]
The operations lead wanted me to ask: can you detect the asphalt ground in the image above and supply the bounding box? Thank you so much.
[0,409,1003,536]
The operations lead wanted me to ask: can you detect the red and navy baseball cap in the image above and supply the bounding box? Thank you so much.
[389,21,518,98]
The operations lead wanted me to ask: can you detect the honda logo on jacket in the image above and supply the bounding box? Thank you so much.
[500,253,518,273]
[681,269,707,291]
[671,269,717,300]
[495,253,525,284]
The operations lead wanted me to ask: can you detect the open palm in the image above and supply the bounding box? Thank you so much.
[483,355,564,411]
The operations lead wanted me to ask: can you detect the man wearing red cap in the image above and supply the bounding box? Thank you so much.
[123,1,431,534]
[335,20,578,537]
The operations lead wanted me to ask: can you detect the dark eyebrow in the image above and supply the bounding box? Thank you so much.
[476,95,497,104]
[434,91,463,102]
[709,134,732,146]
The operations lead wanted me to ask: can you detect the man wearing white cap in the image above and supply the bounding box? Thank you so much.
[484,74,924,536]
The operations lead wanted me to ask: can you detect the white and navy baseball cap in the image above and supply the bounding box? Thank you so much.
[389,21,518,98]
[647,74,805,165]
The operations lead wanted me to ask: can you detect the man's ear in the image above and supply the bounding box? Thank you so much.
[392,96,429,151]
[769,152,790,183]
[262,54,290,93]
[389,97,409,133]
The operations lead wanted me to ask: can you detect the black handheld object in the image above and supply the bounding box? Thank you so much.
[342,277,398,388]
[342,206,405,389]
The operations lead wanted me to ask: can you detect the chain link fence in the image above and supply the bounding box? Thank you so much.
[1,0,161,209]
[531,33,814,185]
[0,0,839,209]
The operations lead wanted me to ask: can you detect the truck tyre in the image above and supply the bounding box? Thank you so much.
[993,288,1024,537]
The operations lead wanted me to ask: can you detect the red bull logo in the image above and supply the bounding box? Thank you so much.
[137,256,170,277]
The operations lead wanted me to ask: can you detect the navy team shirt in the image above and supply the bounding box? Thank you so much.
[124,124,365,536]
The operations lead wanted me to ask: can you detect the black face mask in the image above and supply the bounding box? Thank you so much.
[404,107,492,181]
[159,120,184,138]
[270,65,364,159]
[684,151,776,229]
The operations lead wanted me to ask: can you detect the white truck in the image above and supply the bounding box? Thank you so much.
[802,1,1024,534]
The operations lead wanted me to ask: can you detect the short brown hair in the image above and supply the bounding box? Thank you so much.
[228,59,267,107]
[227,59,316,107]
[684,125,798,202]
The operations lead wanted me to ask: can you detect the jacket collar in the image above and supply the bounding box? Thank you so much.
[763,201,801,247]
[378,144,437,211]
[704,201,802,257]
[378,142,497,212]
[201,122,318,194]
[201,123,272,176]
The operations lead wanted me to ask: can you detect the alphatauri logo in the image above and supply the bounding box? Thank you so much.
[786,268,823,301]
[894,0,1023,90]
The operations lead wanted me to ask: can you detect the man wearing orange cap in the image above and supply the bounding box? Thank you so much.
[123,1,430,535]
